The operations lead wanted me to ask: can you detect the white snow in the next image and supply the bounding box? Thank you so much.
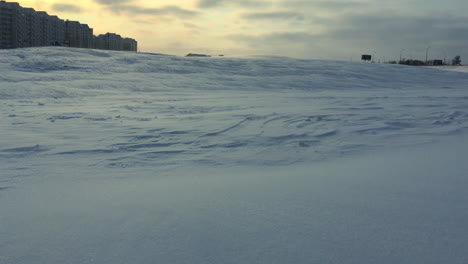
[429,65,468,73]
[0,47,467,264]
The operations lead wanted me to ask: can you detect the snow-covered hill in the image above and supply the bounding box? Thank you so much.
[2,47,468,169]
[1,47,467,264]
[429,65,468,73]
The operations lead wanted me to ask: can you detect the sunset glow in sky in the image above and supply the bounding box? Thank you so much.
[15,0,468,60]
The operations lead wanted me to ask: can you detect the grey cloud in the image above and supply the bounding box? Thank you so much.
[227,13,468,59]
[52,3,82,13]
[95,0,129,5]
[227,32,321,58]
[282,0,367,11]
[229,32,316,45]
[233,14,468,46]
[198,0,222,8]
[327,14,468,60]
[314,1,367,10]
[110,5,199,18]
[241,11,305,21]
[198,0,271,9]
[327,14,468,46]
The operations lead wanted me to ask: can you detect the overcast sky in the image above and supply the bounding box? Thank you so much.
[19,0,468,61]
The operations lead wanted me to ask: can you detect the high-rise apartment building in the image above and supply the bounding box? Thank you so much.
[0,1,24,48]
[64,20,93,48]
[80,24,93,48]
[95,33,122,51]
[0,1,137,51]
[50,15,65,46]
[64,20,80,47]
[123,38,138,52]
[23,7,40,47]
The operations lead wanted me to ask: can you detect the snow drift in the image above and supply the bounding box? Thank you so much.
[0,47,467,264]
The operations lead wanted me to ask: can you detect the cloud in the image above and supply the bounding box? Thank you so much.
[51,3,83,13]
[314,0,368,10]
[86,0,468,60]
[241,11,305,21]
[326,14,468,46]
[94,0,130,5]
[235,14,468,47]
[184,23,201,29]
[229,32,316,45]
[227,32,321,58]
[198,0,271,9]
[110,5,199,19]
[282,0,368,10]
[226,13,468,59]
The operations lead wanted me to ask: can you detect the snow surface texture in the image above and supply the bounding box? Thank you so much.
[0,47,467,264]
[429,65,468,73]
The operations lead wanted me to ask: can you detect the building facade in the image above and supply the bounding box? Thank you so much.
[0,1,24,48]
[93,33,138,52]
[123,38,137,52]
[95,33,122,51]
[0,1,137,51]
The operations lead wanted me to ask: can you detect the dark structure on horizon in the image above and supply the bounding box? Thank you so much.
[186,53,211,57]
[431,60,444,66]
[361,54,372,62]
[0,1,137,51]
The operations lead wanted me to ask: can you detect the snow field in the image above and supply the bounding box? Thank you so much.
[0,47,467,264]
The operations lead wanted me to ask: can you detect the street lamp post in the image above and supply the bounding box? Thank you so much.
[425,46,431,65]
[400,49,404,63]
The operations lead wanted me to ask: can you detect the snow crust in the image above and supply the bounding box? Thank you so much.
[0,47,467,263]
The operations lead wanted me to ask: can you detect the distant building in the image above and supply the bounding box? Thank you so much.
[0,0,137,51]
[122,38,137,52]
[36,11,50,46]
[65,21,93,48]
[64,20,79,47]
[93,33,137,52]
[432,60,444,66]
[0,1,24,49]
[100,33,122,51]
[23,7,40,47]
[80,24,93,48]
[93,34,104,50]
[50,16,65,46]
[95,33,120,51]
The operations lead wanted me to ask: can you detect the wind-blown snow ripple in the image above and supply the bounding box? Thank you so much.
[1,47,468,176]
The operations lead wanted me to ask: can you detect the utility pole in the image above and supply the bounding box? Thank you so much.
[425,46,430,65]
[443,49,447,65]
[400,49,404,63]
